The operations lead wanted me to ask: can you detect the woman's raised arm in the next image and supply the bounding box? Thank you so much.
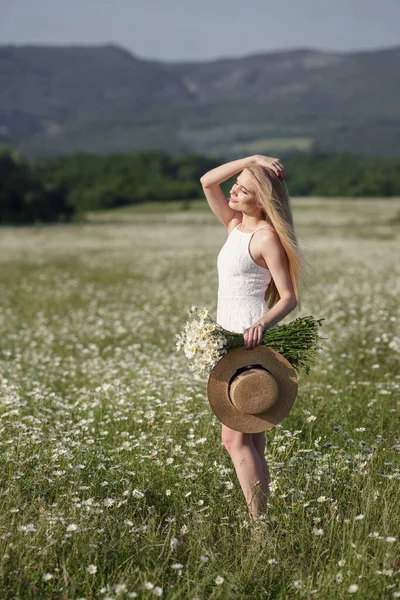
[200,155,257,188]
[200,155,257,229]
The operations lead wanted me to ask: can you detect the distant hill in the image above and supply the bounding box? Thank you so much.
[1,43,399,158]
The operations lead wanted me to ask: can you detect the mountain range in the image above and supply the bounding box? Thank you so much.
[1,43,399,158]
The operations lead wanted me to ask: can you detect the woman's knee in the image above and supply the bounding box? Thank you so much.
[221,425,252,454]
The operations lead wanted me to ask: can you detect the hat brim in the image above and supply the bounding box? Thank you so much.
[207,345,298,433]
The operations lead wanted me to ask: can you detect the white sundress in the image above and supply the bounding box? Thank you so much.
[216,224,274,334]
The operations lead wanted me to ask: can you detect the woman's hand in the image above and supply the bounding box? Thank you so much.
[243,322,265,350]
[254,155,285,180]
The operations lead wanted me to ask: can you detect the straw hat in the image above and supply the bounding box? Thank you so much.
[207,345,298,433]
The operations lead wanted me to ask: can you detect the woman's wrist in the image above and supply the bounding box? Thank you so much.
[257,317,274,331]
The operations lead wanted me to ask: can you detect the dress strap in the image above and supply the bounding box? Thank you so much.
[247,225,271,271]
[249,224,270,239]
[235,224,270,235]
[252,225,270,234]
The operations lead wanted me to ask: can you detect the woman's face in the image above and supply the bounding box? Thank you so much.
[229,170,260,214]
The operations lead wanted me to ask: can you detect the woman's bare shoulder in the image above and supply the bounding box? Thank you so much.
[261,224,279,237]
[253,225,281,253]
[257,226,281,246]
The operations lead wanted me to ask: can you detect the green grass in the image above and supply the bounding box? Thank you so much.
[0,198,399,599]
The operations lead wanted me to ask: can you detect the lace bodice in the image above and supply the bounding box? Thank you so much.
[216,224,272,334]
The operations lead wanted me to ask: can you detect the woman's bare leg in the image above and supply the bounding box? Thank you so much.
[221,424,268,521]
[251,431,271,503]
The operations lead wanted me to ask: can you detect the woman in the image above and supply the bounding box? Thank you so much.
[200,154,307,528]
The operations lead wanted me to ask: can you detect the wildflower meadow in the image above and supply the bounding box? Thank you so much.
[0,197,399,599]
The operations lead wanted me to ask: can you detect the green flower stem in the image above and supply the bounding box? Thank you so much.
[206,315,326,375]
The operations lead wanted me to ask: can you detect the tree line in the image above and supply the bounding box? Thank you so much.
[1,146,399,224]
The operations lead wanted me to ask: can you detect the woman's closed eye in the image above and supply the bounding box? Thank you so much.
[236,181,247,194]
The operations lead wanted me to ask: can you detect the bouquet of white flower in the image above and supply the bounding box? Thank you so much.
[176,306,325,381]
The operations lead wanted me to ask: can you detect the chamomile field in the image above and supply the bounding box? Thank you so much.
[0,197,399,600]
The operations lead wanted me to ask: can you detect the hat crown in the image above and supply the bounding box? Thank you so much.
[228,364,279,415]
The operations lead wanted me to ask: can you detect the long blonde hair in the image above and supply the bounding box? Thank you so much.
[245,162,309,311]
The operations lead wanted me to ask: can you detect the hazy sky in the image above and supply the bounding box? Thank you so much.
[1,0,399,62]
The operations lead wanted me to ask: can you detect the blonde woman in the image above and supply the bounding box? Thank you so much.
[200,154,308,530]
